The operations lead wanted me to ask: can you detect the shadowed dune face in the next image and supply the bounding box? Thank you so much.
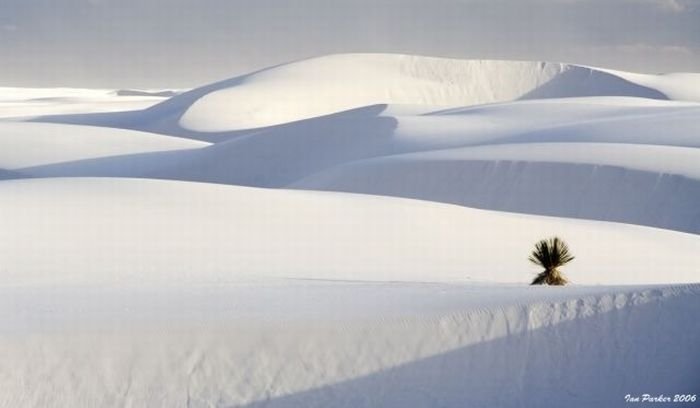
[1,284,696,407]
[291,151,700,234]
[0,168,26,180]
[236,288,700,408]
[14,105,397,187]
[519,67,668,101]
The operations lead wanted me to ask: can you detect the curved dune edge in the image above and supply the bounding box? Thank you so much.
[0,177,698,286]
[1,282,697,407]
[0,122,208,169]
[174,54,700,132]
[12,98,700,234]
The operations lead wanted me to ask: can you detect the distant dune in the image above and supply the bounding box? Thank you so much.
[0,86,176,119]
[172,54,698,132]
[14,96,700,234]
[28,54,700,137]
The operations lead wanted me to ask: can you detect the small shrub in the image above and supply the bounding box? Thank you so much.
[529,237,574,286]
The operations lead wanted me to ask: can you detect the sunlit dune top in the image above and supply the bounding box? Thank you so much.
[170,53,700,131]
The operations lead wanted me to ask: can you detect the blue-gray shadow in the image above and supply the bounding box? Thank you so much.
[519,68,668,101]
[235,291,700,408]
[18,104,397,188]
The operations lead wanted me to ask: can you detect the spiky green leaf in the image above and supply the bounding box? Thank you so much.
[528,236,575,269]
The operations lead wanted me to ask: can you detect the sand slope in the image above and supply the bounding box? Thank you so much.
[0,178,698,407]
[30,54,700,139]
[1,54,699,407]
[1,178,698,286]
[12,97,700,234]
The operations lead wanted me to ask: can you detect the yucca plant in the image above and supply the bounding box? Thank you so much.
[529,237,574,286]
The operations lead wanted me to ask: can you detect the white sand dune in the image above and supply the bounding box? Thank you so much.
[28,54,700,139]
[1,54,699,407]
[1,282,697,407]
[173,54,700,132]
[12,97,700,233]
[0,178,698,406]
[0,122,207,169]
[291,142,700,234]
[1,178,698,286]
[0,86,177,119]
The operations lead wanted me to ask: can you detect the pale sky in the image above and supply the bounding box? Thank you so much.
[1,0,699,88]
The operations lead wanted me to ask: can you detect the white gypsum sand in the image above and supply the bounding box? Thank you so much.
[1,54,699,407]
